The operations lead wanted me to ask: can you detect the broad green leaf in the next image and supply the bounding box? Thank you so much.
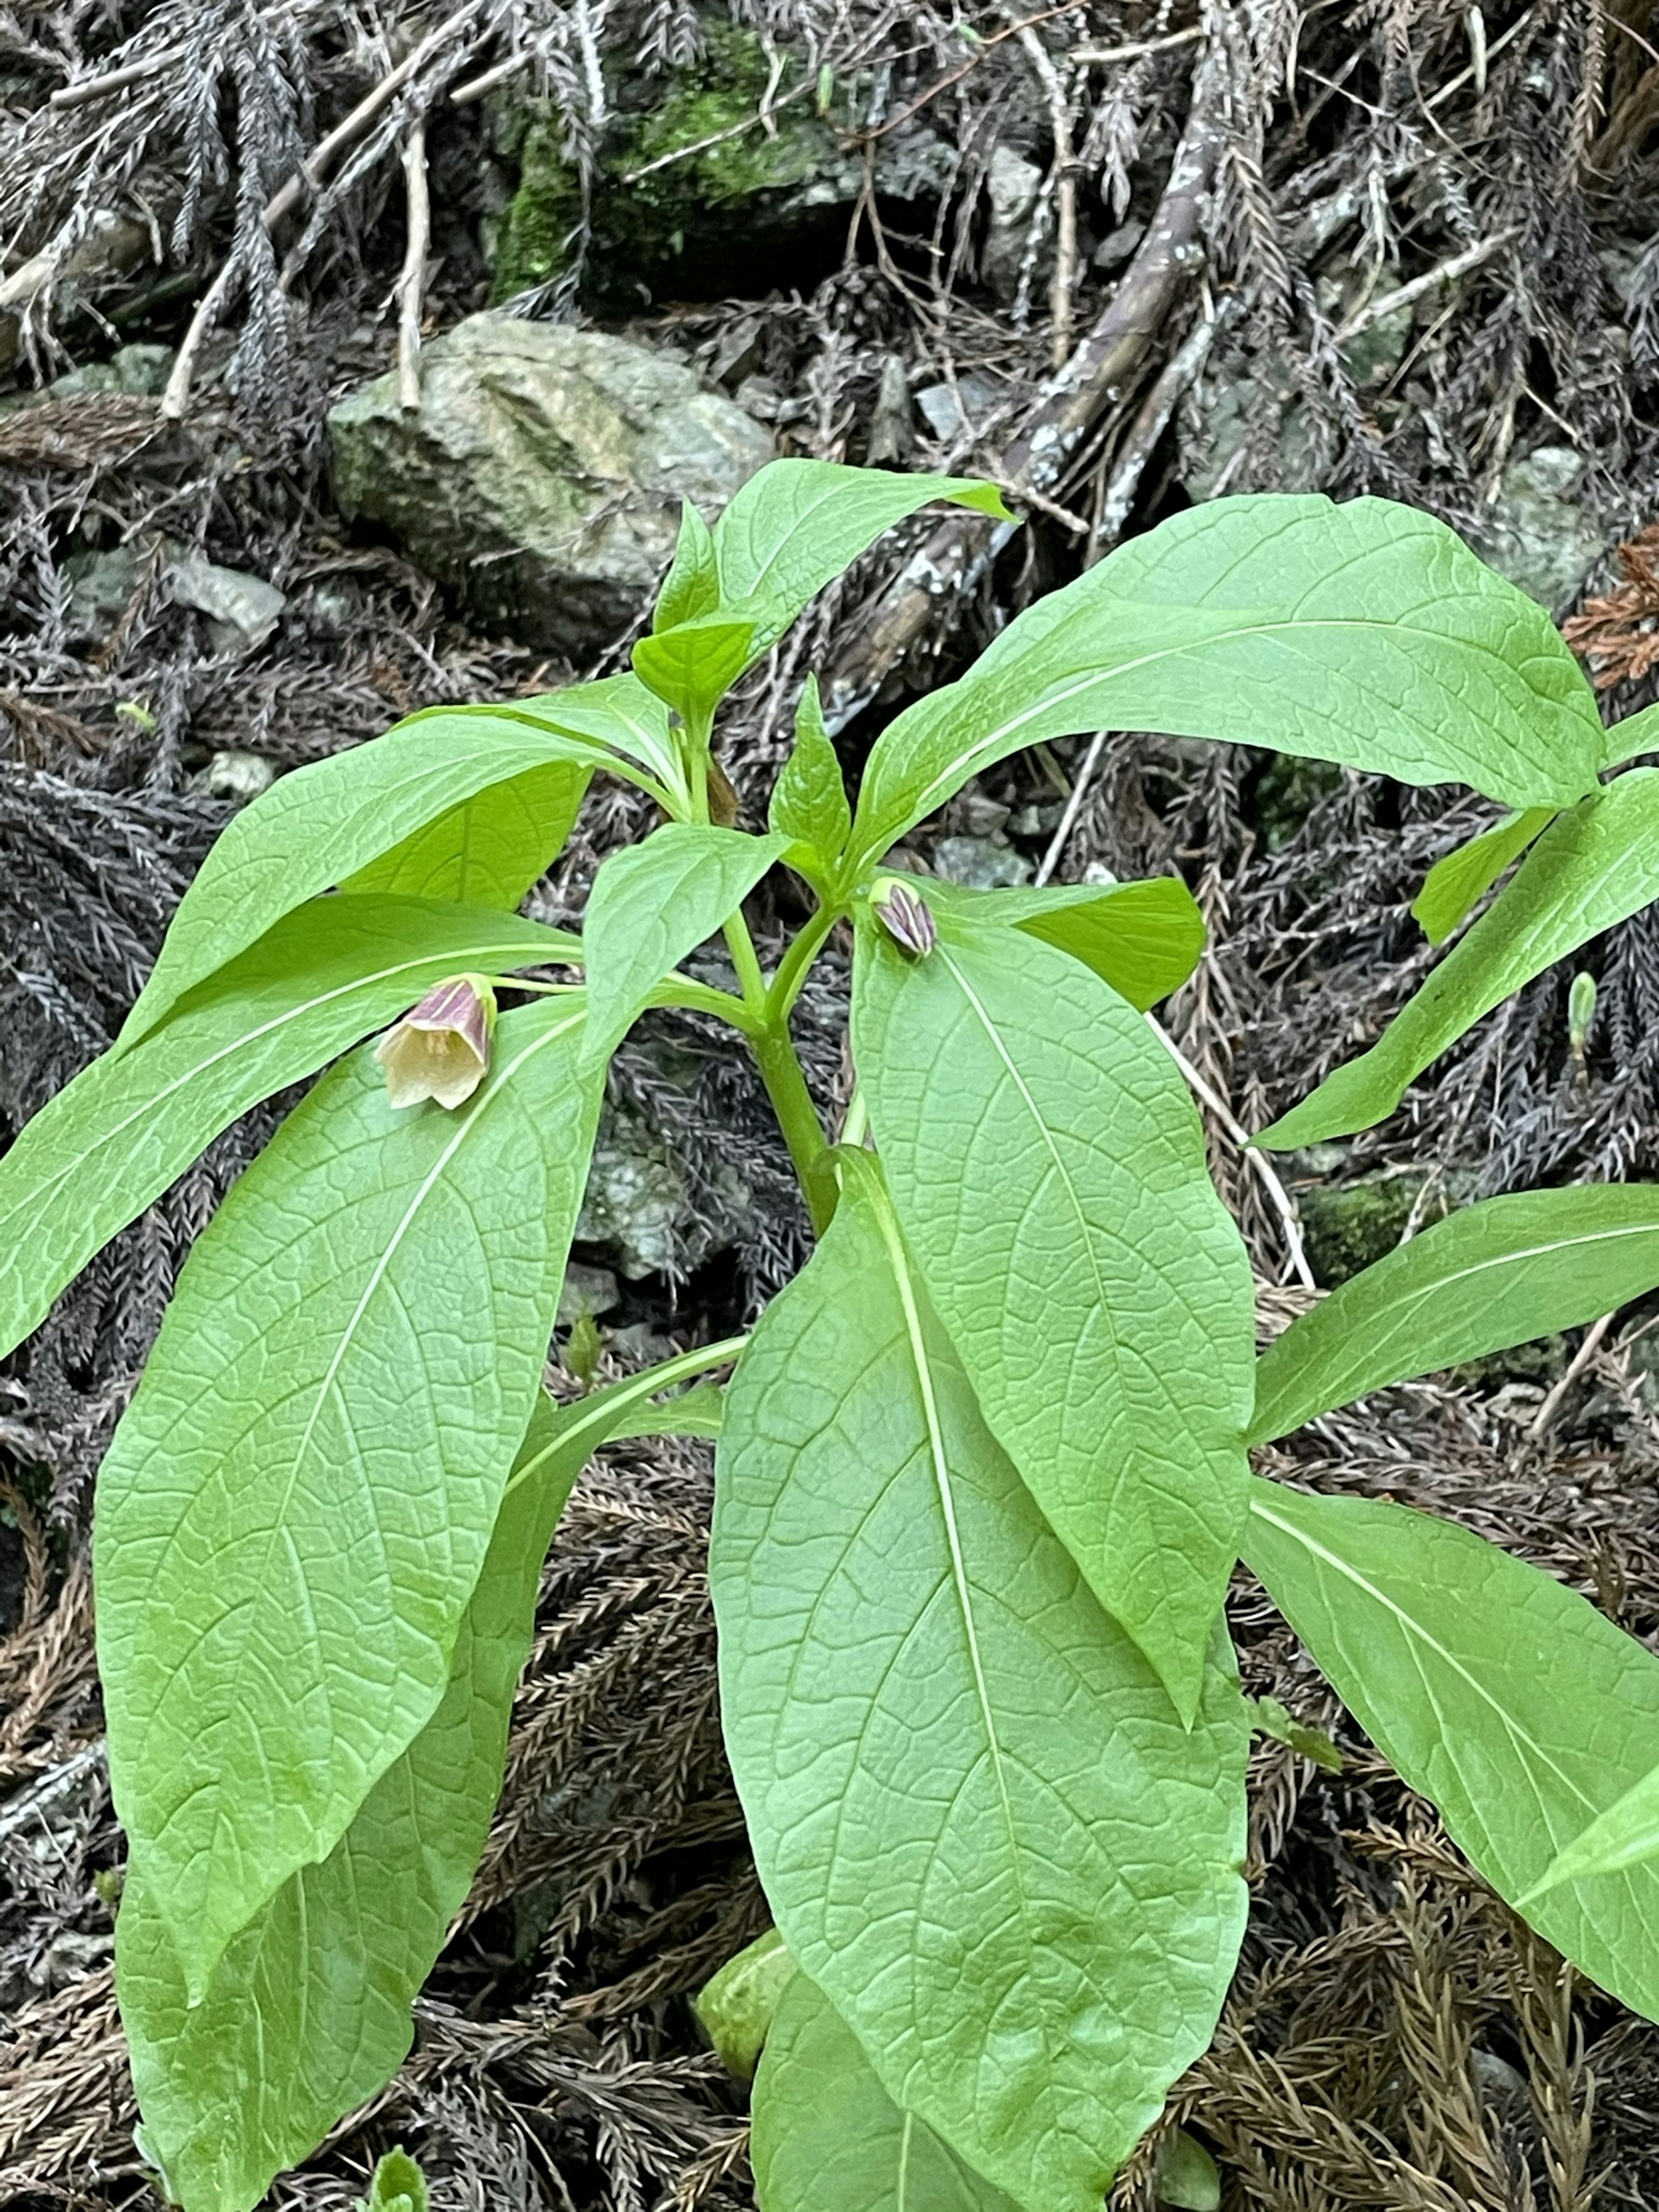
[1153,2133,1222,2212]
[1522,1765,1659,1898]
[925,875,1206,1010]
[851,494,1604,872]
[0,895,578,1366]
[97,998,602,1996]
[854,904,1254,1716]
[695,1926,798,2079]
[582,822,789,1059]
[116,694,650,1052]
[712,1154,1249,2212]
[1249,1185,1659,1444]
[1410,807,1556,944]
[1605,700,1659,768]
[343,760,591,907]
[713,459,1012,656]
[1242,1479,1659,2026]
[769,674,851,870]
[654,498,721,631]
[632,613,757,725]
[511,670,688,804]
[120,1363,696,2212]
[751,1970,1023,2212]
[1260,769,1659,1148]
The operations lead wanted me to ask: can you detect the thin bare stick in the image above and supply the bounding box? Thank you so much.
[1154,1024,1316,1290]
[159,256,240,420]
[1529,1311,1616,1440]
[451,50,531,106]
[1072,24,1204,65]
[263,6,481,229]
[1093,299,1221,546]
[1035,730,1107,885]
[1017,26,1077,368]
[1333,227,1519,343]
[396,119,430,414]
[50,45,184,108]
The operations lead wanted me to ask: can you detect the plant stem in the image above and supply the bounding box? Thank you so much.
[767,901,842,1024]
[753,1021,836,1236]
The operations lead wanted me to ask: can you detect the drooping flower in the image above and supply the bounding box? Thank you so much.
[871,877,938,958]
[375,974,497,1109]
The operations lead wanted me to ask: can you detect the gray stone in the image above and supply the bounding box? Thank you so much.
[61,546,140,645]
[49,343,175,399]
[197,750,276,803]
[915,371,1004,444]
[166,555,286,652]
[557,1261,620,1325]
[327,316,774,652]
[931,834,1034,890]
[982,147,1046,302]
[1467,444,1609,613]
[576,1109,687,1279]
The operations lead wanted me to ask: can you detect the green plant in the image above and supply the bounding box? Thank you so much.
[14,461,1659,2209]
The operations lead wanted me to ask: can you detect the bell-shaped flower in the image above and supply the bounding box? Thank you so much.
[871,877,938,959]
[376,973,497,1109]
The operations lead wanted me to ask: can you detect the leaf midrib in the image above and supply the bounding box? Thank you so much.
[864,613,1595,858]
[176,1007,582,1977]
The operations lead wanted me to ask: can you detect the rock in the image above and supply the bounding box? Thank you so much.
[558,1261,620,1325]
[327,316,773,652]
[982,146,1046,302]
[489,24,957,308]
[576,1108,688,1279]
[166,554,286,652]
[47,343,174,400]
[197,750,275,803]
[61,546,140,645]
[931,833,1033,890]
[1294,1169,1453,1287]
[915,370,1004,443]
[1467,444,1609,613]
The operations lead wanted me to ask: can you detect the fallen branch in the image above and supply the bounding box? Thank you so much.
[823,31,1227,721]
[396,120,430,414]
[50,46,185,109]
[262,6,483,231]
[1333,226,1519,345]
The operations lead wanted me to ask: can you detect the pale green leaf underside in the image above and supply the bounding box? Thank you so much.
[1250,1185,1659,1444]
[121,1366,692,2212]
[855,908,1254,1716]
[342,760,591,907]
[0,895,577,1365]
[751,1972,1023,2212]
[116,689,642,1051]
[713,460,1010,656]
[851,493,1603,871]
[712,1156,1249,2212]
[1242,1479,1659,2024]
[1260,770,1659,1149]
[582,822,790,1059]
[1410,807,1556,945]
[1604,700,1659,769]
[925,876,1205,1011]
[1524,1764,1659,1898]
[97,998,601,1996]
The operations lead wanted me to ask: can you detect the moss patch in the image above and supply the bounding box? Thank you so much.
[493,28,849,305]
[1297,1171,1452,1286]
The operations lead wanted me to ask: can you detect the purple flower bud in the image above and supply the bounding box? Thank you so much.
[872,878,938,959]
[375,973,497,1109]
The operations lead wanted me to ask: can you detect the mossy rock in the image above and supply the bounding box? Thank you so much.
[492,25,949,305]
[1296,1171,1453,1287]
